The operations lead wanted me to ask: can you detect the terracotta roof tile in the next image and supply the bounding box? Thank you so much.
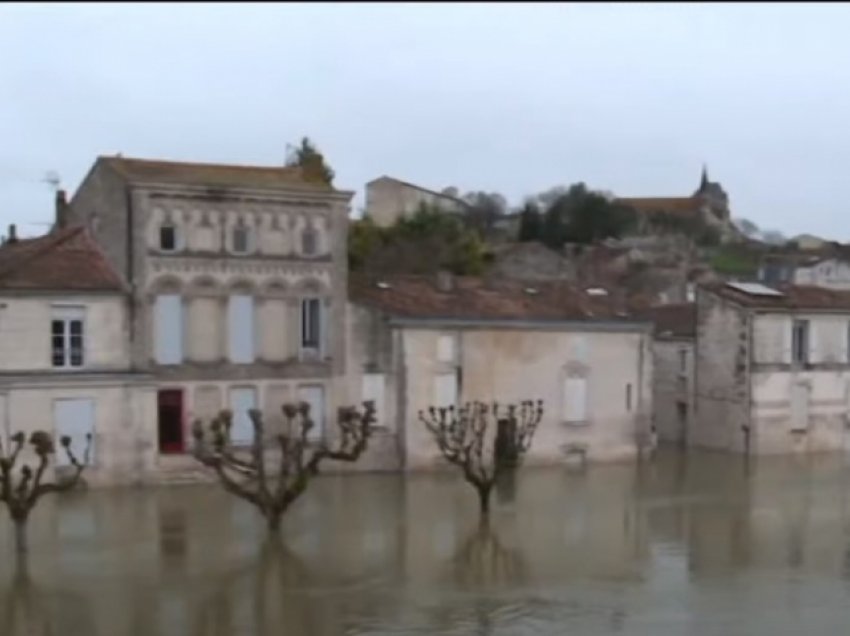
[350,275,646,324]
[0,227,125,292]
[640,303,696,338]
[702,282,850,311]
[101,156,333,191]
[615,196,699,215]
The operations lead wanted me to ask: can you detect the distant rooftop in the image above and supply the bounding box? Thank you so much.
[703,281,850,311]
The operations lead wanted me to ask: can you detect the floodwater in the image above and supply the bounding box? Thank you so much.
[3,450,850,635]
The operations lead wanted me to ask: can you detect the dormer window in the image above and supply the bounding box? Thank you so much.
[160,224,177,251]
[302,224,318,256]
[232,224,252,254]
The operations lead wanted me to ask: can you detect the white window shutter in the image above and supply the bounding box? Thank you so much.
[362,373,386,426]
[154,295,183,364]
[563,377,588,422]
[437,335,455,363]
[54,398,95,466]
[808,320,819,363]
[434,373,458,409]
[297,385,325,439]
[228,387,257,445]
[782,317,793,364]
[227,295,255,363]
[320,299,330,357]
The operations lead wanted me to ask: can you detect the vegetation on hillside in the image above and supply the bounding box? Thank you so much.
[349,204,490,275]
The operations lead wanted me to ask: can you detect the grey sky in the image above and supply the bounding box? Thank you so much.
[2,2,849,238]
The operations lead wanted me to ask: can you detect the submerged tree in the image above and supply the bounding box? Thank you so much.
[420,401,543,516]
[192,401,376,532]
[0,431,91,554]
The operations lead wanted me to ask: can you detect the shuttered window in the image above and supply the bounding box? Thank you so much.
[227,295,255,363]
[228,387,257,445]
[563,377,588,423]
[54,398,94,466]
[154,295,183,365]
[434,373,458,409]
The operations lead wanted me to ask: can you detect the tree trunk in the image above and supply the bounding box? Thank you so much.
[477,484,492,516]
[13,517,28,554]
[266,512,282,533]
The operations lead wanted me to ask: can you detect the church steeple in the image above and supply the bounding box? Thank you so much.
[700,164,709,190]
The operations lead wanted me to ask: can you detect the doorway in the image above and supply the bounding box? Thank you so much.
[158,389,184,454]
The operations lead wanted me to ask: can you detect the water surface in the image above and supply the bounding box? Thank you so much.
[2,449,850,635]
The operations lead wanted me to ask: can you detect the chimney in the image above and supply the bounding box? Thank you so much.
[436,269,455,293]
[55,189,68,230]
[7,224,17,244]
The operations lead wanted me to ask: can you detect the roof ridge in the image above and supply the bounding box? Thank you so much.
[102,155,303,173]
[0,227,84,283]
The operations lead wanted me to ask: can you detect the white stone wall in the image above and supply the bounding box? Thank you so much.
[652,339,695,445]
[793,259,850,289]
[2,380,157,487]
[395,326,652,468]
[0,295,130,372]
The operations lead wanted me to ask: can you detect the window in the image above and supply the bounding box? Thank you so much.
[434,373,458,409]
[160,224,177,251]
[302,225,318,256]
[437,334,455,363]
[362,373,386,426]
[232,225,252,254]
[154,295,183,365]
[227,295,255,363]
[54,398,95,466]
[301,298,322,351]
[51,307,85,368]
[626,383,633,412]
[228,387,258,446]
[298,385,325,439]
[563,377,588,423]
[792,319,809,365]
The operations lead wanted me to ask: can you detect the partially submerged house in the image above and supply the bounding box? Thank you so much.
[349,273,654,467]
[695,281,850,455]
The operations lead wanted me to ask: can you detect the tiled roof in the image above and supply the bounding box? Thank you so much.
[100,156,333,191]
[350,274,647,324]
[615,196,699,215]
[366,176,470,208]
[702,282,850,311]
[0,227,125,292]
[641,303,696,338]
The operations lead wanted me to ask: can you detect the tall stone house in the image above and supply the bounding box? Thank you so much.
[67,156,353,477]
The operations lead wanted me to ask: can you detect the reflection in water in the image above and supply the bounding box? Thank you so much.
[2,449,850,634]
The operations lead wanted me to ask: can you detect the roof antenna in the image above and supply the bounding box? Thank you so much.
[42,170,61,193]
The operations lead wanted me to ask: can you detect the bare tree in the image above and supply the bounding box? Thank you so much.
[419,401,543,516]
[0,431,92,554]
[192,401,376,532]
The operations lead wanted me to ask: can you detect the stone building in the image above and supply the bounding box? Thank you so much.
[615,167,738,242]
[348,273,654,468]
[643,303,696,446]
[0,219,156,486]
[365,176,469,228]
[67,155,354,480]
[758,253,850,290]
[694,281,850,455]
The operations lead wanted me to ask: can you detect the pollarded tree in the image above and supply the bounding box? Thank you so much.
[192,401,376,532]
[0,431,91,554]
[419,401,543,516]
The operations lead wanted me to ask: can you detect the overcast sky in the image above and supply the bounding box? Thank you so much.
[2,2,850,238]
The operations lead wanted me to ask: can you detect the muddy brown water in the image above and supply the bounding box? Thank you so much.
[3,449,850,635]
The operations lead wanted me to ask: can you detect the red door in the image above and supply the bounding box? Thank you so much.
[158,389,184,454]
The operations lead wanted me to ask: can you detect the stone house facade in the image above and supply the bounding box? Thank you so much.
[348,274,654,468]
[0,222,157,486]
[695,281,850,455]
[365,176,469,228]
[67,156,354,479]
[643,303,696,446]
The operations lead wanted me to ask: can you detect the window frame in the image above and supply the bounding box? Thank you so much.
[51,306,86,369]
[791,318,810,365]
[300,297,322,352]
[159,224,178,252]
[301,225,318,256]
[231,224,253,255]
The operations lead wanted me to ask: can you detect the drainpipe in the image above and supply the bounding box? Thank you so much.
[744,310,754,456]
[124,186,137,366]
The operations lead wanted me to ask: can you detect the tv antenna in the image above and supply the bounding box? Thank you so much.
[42,170,61,192]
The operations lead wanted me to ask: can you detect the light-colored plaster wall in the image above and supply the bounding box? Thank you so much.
[398,325,652,469]
[0,295,130,372]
